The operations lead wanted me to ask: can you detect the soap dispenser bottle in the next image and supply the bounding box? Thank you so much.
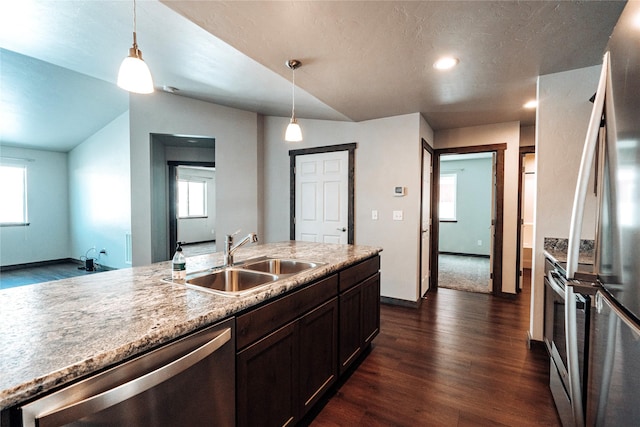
[172,242,186,281]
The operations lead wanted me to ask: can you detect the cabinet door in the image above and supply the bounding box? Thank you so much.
[339,284,362,375]
[361,273,380,345]
[299,297,338,417]
[237,322,299,427]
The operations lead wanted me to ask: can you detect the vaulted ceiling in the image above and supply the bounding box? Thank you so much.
[0,1,626,152]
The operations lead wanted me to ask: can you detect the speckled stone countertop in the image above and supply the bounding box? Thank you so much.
[0,241,381,411]
[543,237,595,265]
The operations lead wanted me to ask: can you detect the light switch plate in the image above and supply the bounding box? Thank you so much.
[372,210,378,220]
[393,210,403,221]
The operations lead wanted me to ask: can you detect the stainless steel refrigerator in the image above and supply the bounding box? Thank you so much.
[566,2,640,425]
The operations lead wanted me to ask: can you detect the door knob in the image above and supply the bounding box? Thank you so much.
[337,227,346,232]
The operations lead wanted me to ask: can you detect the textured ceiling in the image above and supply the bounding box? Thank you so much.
[164,0,626,129]
[0,0,627,152]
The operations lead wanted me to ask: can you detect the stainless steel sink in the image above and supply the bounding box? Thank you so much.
[185,269,278,295]
[240,258,323,275]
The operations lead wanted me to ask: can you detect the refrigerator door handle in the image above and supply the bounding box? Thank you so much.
[567,51,609,279]
[565,284,585,426]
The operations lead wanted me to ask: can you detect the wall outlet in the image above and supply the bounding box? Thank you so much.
[393,210,403,221]
[372,210,378,220]
[99,248,107,255]
[477,240,482,246]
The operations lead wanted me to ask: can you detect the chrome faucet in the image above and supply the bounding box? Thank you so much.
[223,232,258,266]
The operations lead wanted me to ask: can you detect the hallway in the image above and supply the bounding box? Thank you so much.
[310,273,559,426]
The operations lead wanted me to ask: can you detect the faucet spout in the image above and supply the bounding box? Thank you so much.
[223,232,258,266]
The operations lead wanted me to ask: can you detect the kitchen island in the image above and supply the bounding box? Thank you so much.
[0,241,382,418]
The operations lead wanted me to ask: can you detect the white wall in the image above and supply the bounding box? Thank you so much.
[263,113,432,303]
[0,146,70,265]
[129,91,260,266]
[68,112,131,269]
[435,122,522,294]
[530,65,601,341]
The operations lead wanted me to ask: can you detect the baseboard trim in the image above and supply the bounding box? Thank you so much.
[381,296,420,308]
[527,332,546,351]
[439,251,490,259]
[1,258,117,272]
[1,258,76,272]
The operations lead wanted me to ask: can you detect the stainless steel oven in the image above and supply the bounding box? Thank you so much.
[12,318,235,427]
[544,258,591,427]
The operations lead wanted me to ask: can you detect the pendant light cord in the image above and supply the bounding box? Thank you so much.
[132,0,138,49]
[291,67,296,120]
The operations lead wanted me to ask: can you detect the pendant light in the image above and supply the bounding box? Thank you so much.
[117,0,154,94]
[285,59,302,142]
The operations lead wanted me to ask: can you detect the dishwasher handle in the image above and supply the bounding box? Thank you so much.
[35,328,231,427]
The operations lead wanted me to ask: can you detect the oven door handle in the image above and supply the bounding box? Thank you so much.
[546,271,566,299]
[31,328,232,427]
[565,284,585,426]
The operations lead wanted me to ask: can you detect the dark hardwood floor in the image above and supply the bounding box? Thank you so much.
[310,270,560,426]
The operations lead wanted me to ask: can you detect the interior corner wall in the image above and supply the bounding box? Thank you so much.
[434,121,521,294]
[68,111,131,269]
[262,113,428,303]
[520,125,536,147]
[129,91,259,266]
[0,146,70,266]
[530,64,601,341]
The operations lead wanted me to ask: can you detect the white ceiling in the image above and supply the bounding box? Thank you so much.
[0,0,626,152]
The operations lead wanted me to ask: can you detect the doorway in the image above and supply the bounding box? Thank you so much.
[516,147,536,292]
[420,139,434,297]
[149,133,215,263]
[289,144,356,244]
[432,144,506,295]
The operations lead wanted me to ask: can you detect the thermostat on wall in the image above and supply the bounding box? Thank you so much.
[394,186,406,197]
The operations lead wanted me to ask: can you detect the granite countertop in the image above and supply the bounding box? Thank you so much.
[543,237,595,265]
[0,241,382,411]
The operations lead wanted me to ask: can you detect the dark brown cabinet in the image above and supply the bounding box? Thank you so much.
[237,322,298,427]
[236,255,380,427]
[298,298,338,416]
[338,256,381,375]
[236,276,338,427]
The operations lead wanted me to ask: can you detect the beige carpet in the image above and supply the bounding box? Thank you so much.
[438,254,491,293]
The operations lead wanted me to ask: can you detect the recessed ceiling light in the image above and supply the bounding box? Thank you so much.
[433,57,459,70]
[523,100,538,109]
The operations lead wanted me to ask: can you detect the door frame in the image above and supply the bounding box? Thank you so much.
[516,146,536,292]
[432,143,506,296]
[289,143,356,244]
[419,138,434,297]
[168,161,216,256]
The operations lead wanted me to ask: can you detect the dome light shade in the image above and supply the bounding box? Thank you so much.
[117,45,154,94]
[285,118,303,142]
[118,0,154,94]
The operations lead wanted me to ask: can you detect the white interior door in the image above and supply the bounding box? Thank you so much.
[420,148,432,297]
[295,151,349,244]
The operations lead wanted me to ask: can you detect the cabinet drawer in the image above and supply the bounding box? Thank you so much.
[237,274,338,350]
[339,255,380,292]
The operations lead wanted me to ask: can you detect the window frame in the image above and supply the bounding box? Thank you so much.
[177,178,208,219]
[439,172,457,222]
[0,163,29,226]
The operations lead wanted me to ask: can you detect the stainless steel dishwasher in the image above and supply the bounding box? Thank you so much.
[16,318,235,427]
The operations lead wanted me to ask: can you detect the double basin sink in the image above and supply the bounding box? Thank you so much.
[180,257,324,296]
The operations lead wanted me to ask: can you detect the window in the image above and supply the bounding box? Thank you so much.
[178,179,207,218]
[0,164,28,225]
[439,173,457,221]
